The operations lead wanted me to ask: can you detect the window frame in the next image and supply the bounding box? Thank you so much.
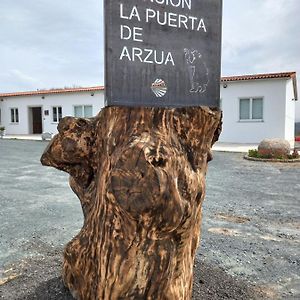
[238,97,264,122]
[52,106,62,123]
[10,107,19,124]
[73,105,93,118]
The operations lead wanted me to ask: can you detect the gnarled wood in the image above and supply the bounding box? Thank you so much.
[41,106,222,300]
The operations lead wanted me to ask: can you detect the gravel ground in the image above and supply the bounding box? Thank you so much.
[0,251,262,300]
[0,140,299,299]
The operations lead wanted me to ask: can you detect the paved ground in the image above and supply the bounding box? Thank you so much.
[2,134,259,152]
[3,134,300,152]
[0,140,299,299]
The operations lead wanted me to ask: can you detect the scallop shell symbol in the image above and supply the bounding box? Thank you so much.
[151,79,167,98]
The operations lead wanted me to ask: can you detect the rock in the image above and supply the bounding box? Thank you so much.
[258,139,291,158]
[41,132,53,141]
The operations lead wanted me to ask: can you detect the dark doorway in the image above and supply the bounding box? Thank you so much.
[31,107,42,134]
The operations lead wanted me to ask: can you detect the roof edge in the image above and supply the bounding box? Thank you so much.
[0,86,104,98]
[0,72,297,99]
[221,72,296,82]
[221,72,297,101]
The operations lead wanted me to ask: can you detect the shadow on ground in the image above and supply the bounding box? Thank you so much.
[21,277,73,300]
[0,255,264,300]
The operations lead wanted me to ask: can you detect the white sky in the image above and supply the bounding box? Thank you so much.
[0,0,299,102]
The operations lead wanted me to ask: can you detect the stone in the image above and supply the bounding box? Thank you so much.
[41,132,53,141]
[258,138,291,158]
[41,106,222,300]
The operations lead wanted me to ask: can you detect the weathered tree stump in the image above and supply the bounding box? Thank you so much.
[41,106,222,300]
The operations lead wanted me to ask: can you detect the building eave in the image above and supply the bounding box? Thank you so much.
[0,72,298,101]
[0,86,104,98]
[221,72,298,101]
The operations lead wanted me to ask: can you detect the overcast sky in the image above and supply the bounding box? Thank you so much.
[0,0,299,94]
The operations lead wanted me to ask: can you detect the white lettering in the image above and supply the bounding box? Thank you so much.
[197,19,207,32]
[154,50,164,64]
[132,47,143,62]
[165,52,175,66]
[133,27,143,42]
[130,6,141,21]
[168,13,177,27]
[120,25,131,40]
[120,4,141,21]
[178,14,188,29]
[119,47,175,66]
[145,10,207,33]
[119,46,131,61]
[149,0,191,10]
[170,0,181,8]
[183,0,192,10]
[157,12,167,26]
[144,49,154,63]
[119,4,128,19]
[146,8,156,23]
[120,26,143,42]
[189,16,197,30]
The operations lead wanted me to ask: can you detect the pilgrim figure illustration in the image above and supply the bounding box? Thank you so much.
[184,49,209,93]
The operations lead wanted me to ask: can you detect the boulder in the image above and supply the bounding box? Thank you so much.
[258,138,291,158]
[41,132,53,141]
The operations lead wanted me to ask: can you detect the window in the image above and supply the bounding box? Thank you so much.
[52,106,62,123]
[10,108,19,123]
[74,105,93,118]
[239,98,263,121]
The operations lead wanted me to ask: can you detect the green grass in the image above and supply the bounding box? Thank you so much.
[248,149,299,160]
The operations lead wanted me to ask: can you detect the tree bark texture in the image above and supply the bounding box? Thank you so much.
[41,106,222,300]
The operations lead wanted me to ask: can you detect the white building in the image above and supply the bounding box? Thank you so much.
[0,72,298,144]
[0,87,104,135]
[220,72,298,144]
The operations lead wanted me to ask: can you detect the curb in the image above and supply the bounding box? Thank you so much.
[244,155,300,163]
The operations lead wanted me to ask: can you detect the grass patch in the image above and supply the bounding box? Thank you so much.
[248,149,299,160]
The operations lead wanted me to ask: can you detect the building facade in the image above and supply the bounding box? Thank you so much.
[0,87,104,135]
[0,72,298,144]
[220,72,297,144]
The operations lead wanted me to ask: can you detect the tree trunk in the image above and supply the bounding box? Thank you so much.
[41,106,222,300]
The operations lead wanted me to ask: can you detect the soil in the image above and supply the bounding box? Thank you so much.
[0,249,264,300]
[0,140,299,299]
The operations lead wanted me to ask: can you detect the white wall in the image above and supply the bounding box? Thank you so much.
[0,80,296,143]
[0,101,3,126]
[0,91,105,135]
[296,101,300,123]
[285,79,296,144]
[220,79,288,143]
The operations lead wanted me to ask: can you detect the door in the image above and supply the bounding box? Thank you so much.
[32,107,42,134]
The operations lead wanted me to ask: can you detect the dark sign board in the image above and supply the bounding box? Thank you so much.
[105,0,222,107]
